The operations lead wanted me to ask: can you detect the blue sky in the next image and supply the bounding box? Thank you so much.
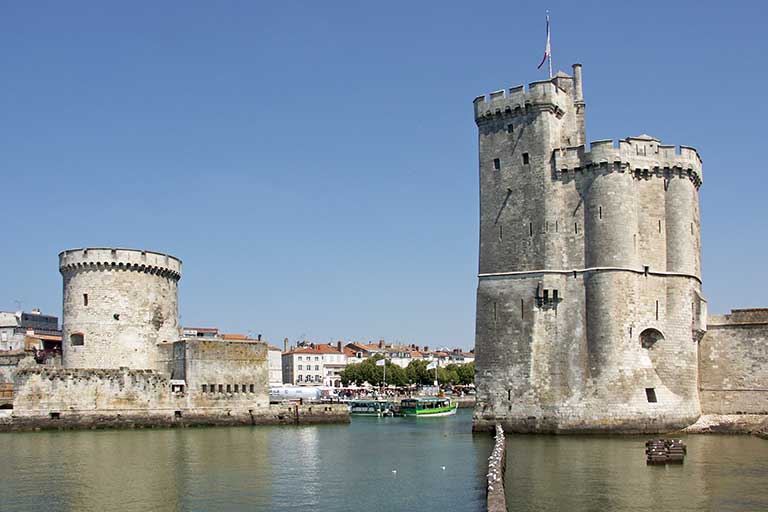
[1,1,766,349]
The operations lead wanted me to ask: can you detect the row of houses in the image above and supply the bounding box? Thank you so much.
[281,339,475,387]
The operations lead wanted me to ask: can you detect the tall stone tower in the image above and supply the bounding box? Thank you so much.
[59,248,182,370]
[472,65,707,433]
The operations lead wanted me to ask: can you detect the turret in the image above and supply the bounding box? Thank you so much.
[59,247,182,370]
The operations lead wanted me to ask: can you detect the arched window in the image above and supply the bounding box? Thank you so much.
[640,328,664,349]
[70,333,84,346]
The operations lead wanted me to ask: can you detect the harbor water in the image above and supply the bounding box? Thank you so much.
[2,409,767,511]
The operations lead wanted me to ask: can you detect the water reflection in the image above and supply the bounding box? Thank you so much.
[0,410,488,512]
[4,417,764,512]
[505,435,768,512]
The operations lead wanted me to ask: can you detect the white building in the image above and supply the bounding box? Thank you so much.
[267,345,283,385]
[282,343,346,387]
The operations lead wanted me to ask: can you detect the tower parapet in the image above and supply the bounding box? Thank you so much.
[553,137,702,188]
[59,248,182,280]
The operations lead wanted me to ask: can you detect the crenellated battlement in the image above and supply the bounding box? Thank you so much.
[59,247,182,281]
[553,136,703,187]
[474,77,575,122]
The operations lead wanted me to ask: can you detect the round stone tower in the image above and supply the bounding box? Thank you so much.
[59,248,182,370]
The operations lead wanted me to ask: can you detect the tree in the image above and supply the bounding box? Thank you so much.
[406,359,433,385]
[456,361,475,385]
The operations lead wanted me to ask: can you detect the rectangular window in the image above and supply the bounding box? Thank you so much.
[298,356,302,361]
[210,384,215,394]
[315,365,319,371]
[574,222,579,234]
[543,289,549,302]
[645,388,657,403]
[250,384,255,393]
[234,384,239,393]
[298,375,302,382]
[529,223,533,236]
[493,158,501,170]
[218,384,223,393]
[83,294,88,306]
[506,124,513,134]
[658,219,662,233]
[298,365,302,370]
[498,225,503,241]
[656,300,659,320]
[202,384,207,393]
[553,290,559,302]
[522,153,529,165]
[521,299,524,319]
[599,206,602,219]
[226,384,231,393]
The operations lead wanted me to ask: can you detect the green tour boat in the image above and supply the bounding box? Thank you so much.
[399,397,457,417]
[348,400,394,417]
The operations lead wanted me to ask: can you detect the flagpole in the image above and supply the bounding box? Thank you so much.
[547,11,553,79]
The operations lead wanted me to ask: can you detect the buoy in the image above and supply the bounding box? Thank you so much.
[441,466,446,470]
[392,470,397,474]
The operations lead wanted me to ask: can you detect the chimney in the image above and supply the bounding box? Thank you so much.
[337,341,342,352]
[572,63,584,103]
[424,346,429,352]
[283,338,289,352]
[257,334,262,341]
[378,339,384,349]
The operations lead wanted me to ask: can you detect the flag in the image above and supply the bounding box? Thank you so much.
[537,13,551,70]
[426,361,437,370]
[376,359,386,366]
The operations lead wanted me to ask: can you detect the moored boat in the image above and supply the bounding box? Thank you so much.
[399,397,457,417]
[348,400,394,417]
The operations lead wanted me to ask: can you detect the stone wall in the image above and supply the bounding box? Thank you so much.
[486,424,507,512]
[700,309,768,415]
[163,338,270,408]
[10,338,273,424]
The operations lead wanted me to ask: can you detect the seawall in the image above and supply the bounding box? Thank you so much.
[0,403,349,432]
[486,424,507,512]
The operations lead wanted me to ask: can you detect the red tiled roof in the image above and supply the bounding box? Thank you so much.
[27,334,62,342]
[267,345,282,351]
[221,333,249,340]
[284,344,343,355]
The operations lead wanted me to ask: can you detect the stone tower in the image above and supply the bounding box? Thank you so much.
[472,65,707,433]
[59,248,182,370]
